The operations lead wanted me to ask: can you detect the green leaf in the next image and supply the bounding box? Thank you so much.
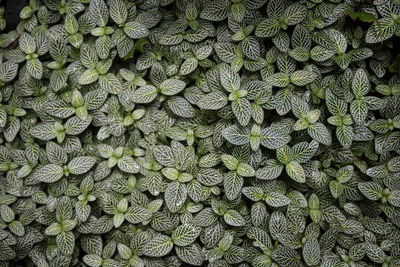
[56,231,75,255]
[35,164,64,183]
[231,98,251,126]
[175,243,204,266]
[224,171,243,200]
[366,18,396,44]
[284,4,307,25]
[27,59,43,79]
[0,205,14,222]
[117,243,132,260]
[124,21,149,39]
[0,62,18,83]
[264,192,291,207]
[197,91,228,110]
[307,122,332,145]
[255,18,280,38]
[68,156,96,175]
[143,235,174,257]
[79,69,99,85]
[303,238,320,266]
[132,85,158,103]
[200,0,229,21]
[165,181,187,213]
[256,159,284,180]
[260,127,291,149]
[168,96,196,118]
[220,64,240,92]
[125,205,152,223]
[290,70,317,86]
[358,182,383,200]
[172,224,201,246]
[222,125,250,145]
[109,0,127,25]
[224,209,245,226]
[352,68,370,97]
[89,0,109,27]
[83,254,103,267]
[350,100,368,125]
[159,79,186,96]
[347,11,377,22]
[99,73,122,94]
[286,161,305,183]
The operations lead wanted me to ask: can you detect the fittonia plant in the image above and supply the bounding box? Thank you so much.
[1,0,400,266]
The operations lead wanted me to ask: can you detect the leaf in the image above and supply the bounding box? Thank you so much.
[35,164,64,183]
[19,33,36,54]
[79,69,99,85]
[180,58,198,75]
[132,85,158,103]
[68,156,96,175]
[260,127,291,149]
[46,141,68,165]
[290,70,317,86]
[168,96,195,118]
[165,181,187,213]
[124,21,149,39]
[153,145,175,167]
[65,116,92,135]
[99,73,122,94]
[220,64,240,92]
[267,72,290,87]
[200,0,229,21]
[366,18,396,44]
[256,160,284,180]
[89,0,109,27]
[56,231,75,255]
[352,68,370,97]
[358,182,383,200]
[337,165,354,183]
[224,210,245,226]
[255,19,280,38]
[197,91,228,110]
[197,168,223,186]
[286,161,305,183]
[389,191,400,207]
[143,235,174,257]
[350,100,368,125]
[157,79,184,96]
[224,171,243,200]
[117,156,140,173]
[27,59,43,79]
[307,122,332,145]
[109,0,127,25]
[231,98,251,126]
[303,238,320,266]
[46,100,75,119]
[83,254,103,267]
[242,187,264,202]
[31,123,57,140]
[0,62,18,83]
[347,11,377,23]
[264,192,291,207]
[284,4,307,25]
[125,205,152,223]
[172,224,201,246]
[175,243,204,266]
[222,125,250,145]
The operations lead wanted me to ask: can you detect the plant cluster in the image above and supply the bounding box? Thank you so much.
[1,0,400,266]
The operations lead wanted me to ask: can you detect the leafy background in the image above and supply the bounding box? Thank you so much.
[1,0,400,266]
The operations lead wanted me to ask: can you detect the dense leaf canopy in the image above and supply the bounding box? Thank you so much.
[1,0,400,266]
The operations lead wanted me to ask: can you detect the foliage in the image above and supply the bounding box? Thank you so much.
[0,0,400,266]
